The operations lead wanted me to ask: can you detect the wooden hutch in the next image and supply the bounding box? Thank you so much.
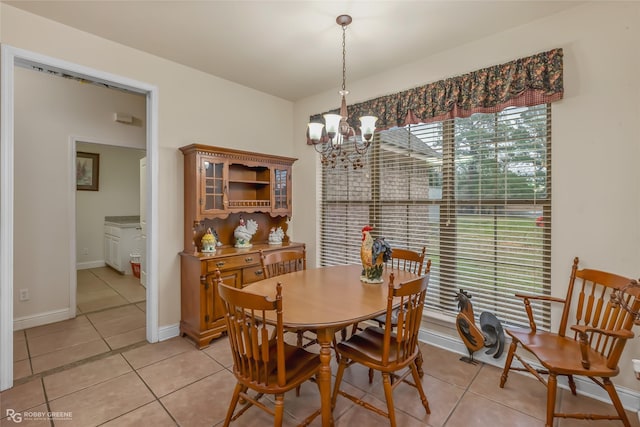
[179,144,303,348]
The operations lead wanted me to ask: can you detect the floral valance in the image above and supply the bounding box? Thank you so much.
[308,48,563,143]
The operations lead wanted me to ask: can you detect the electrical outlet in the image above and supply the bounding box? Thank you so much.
[82,247,89,255]
[19,289,29,301]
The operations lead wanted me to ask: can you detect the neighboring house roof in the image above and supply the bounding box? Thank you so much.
[378,127,442,160]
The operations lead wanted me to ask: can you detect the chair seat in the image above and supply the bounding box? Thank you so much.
[337,326,416,370]
[507,328,616,377]
[373,308,399,326]
[234,340,320,393]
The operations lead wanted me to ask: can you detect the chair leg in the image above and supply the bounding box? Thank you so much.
[274,393,284,427]
[381,372,397,427]
[350,323,359,337]
[331,357,348,409]
[416,347,424,378]
[499,341,518,388]
[332,337,340,363]
[410,361,431,414]
[295,331,305,397]
[546,373,558,427]
[368,367,374,384]
[567,374,577,396]
[603,378,631,427]
[223,382,243,427]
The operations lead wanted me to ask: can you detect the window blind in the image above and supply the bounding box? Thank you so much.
[320,104,551,328]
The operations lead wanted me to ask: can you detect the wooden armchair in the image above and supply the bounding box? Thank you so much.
[499,257,640,427]
[217,272,321,427]
[331,272,431,427]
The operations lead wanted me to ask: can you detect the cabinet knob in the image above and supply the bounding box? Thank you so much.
[255,270,263,276]
[216,261,225,268]
[245,257,253,263]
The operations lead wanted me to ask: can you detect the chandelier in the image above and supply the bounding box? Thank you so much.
[307,15,378,169]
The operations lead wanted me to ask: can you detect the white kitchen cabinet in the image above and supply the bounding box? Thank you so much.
[104,217,142,274]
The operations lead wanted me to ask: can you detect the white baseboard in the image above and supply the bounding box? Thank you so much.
[158,323,180,342]
[76,260,106,270]
[419,329,640,412]
[13,308,72,331]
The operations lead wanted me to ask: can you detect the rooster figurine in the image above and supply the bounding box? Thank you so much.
[455,289,505,364]
[233,216,258,248]
[360,225,392,283]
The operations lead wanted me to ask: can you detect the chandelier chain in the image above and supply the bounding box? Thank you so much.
[341,24,347,92]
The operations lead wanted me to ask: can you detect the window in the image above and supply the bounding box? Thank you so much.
[320,104,551,328]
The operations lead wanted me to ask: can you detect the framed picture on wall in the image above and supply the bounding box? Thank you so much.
[76,152,100,191]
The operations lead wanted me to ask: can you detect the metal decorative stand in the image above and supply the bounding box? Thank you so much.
[610,279,640,325]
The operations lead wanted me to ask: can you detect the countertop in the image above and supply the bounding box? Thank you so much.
[104,216,140,227]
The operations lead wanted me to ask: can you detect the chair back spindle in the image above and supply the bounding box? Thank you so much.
[566,265,638,365]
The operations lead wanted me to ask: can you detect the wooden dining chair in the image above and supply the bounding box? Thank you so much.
[217,271,321,427]
[259,247,309,347]
[499,257,640,427]
[331,272,431,427]
[351,247,427,334]
[386,247,426,274]
[260,246,306,280]
[351,247,429,379]
[375,248,428,328]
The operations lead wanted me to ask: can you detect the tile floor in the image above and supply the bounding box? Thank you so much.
[12,267,146,381]
[3,268,639,426]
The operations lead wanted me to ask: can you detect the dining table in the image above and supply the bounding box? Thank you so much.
[243,263,420,427]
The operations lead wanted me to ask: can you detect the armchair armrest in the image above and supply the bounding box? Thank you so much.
[514,293,566,333]
[514,294,566,304]
[570,324,634,340]
[570,325,635,369]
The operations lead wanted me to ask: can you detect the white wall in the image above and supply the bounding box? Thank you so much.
[76,141,146,269]
[13,67,145,319]
[294,2,640,390]
[1,4,294,328]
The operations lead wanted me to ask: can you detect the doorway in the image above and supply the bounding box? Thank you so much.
[76,141,146,314]
[0,45,159,391]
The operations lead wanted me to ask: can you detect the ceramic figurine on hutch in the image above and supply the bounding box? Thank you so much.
[360,225,392,283]
[234,216,258,248]
[268,226,285,245]
[201,228,217,253]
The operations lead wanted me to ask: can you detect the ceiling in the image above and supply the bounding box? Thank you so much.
[4,1,582,101]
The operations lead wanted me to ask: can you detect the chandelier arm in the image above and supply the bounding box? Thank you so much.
[353,139,372,155]
[313,141,337,156]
